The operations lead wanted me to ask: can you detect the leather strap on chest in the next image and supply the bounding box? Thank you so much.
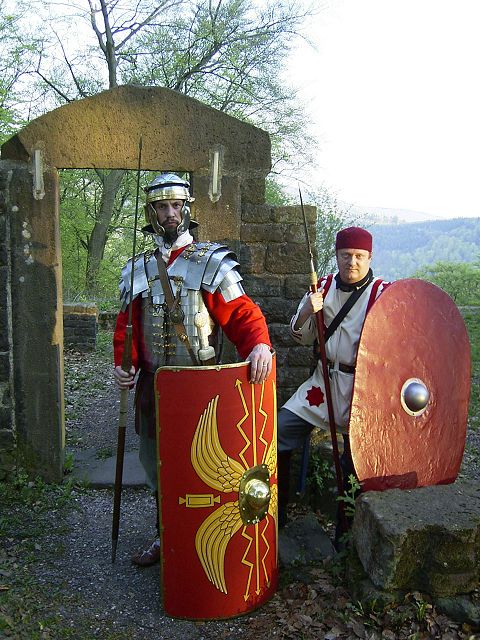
[155,252,199,366]
[324,274,373,343]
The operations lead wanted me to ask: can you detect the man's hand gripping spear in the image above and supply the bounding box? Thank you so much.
[111,139,143,563]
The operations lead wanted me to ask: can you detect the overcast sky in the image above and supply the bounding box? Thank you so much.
[287,0,480,219]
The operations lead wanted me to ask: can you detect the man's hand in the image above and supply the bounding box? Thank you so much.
[293,289,324,330]
[113,365,136,390]
[246,343,272,384]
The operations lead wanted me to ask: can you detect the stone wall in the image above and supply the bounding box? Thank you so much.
[240,203,317,406]
[63,303,97,352]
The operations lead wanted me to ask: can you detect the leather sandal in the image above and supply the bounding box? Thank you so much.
[131,538,161,567]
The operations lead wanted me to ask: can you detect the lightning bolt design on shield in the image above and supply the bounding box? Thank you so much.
[188,379,276,597]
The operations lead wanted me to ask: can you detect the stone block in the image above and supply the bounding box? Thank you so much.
[277,366,310,388]
[265,244,310,274]
[0,406,12,429]
[0,352,9,379]
[239,244,266,274]
[240,223,284,243]
[1,383,10,406]
[260,297,297,324]
[0,428,14,448]
[240,223,309,245]
[353,482,480,597]
[268,323,295,347]
[287,346,314,367]
[241,204,271,224]
[270,205,316,225]
[240,177,267,205]
[285,274,309,300]
[242,274,284,298]
[63,302,97,315]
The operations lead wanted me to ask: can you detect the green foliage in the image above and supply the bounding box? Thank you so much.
[0,469,75,539]
[265,177,295,206]
[60,168,153,299]
[0,2,41,142]
[337,474,361,520]
[307,449,334,494]
[412,260,480,305]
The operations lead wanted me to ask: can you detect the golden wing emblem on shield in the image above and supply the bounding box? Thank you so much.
[192,395,245,492]
[190,389,275,595]
[192,396,244,593]
[195,501,243,594]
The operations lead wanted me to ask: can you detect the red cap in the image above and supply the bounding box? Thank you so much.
[335,227,372,252]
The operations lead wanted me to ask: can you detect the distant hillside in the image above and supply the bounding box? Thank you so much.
[370,217,480,280]
[349,204,452,224]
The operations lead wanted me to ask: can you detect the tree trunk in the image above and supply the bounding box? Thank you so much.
[85,169,126,293]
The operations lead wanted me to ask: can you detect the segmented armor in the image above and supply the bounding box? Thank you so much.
[119,242,245,371]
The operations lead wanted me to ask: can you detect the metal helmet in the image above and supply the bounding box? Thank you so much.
[144,173,195,237]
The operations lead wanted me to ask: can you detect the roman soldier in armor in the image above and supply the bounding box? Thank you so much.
[277,226,389,543]
[113,173,272,566]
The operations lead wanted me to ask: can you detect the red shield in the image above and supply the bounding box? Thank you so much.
[155,357,278,620]
[349,279,470,492]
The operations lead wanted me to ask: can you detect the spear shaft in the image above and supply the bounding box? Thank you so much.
[111,138,143,563]
[298,187,347,531]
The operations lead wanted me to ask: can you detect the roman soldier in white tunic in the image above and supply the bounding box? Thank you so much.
[277,227,389,542]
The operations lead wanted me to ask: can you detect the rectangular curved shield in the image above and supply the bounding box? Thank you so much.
[155,357,278,619]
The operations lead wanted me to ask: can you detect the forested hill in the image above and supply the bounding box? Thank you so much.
[370,217,480,280]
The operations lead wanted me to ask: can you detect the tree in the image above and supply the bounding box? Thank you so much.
[413,260,480,305]
[0,1,42,142]
[8,0,316,293]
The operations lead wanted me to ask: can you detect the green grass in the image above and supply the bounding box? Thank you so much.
[0,471,78,638]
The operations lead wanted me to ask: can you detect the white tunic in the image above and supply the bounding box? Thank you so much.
[283,274,388,434]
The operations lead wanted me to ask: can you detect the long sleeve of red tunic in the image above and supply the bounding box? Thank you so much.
[113,248,271,369]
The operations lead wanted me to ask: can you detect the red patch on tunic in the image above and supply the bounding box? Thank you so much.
[305,386,324,407]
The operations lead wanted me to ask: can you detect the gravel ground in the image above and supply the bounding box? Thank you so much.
[31,488,254,639]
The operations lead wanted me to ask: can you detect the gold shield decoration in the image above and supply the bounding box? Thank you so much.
[155,357,278,619]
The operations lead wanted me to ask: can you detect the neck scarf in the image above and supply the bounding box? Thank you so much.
[335,268,373,292]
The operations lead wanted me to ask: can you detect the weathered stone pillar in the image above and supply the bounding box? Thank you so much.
[0,165,16,479]
[0,160,64,481]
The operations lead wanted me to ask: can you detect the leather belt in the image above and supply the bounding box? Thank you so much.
[326,359,355,375]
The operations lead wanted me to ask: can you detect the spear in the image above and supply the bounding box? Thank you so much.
[111,137,143,563]
[298,187,347,532]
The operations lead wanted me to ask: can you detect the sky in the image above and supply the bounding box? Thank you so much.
[286,0,480,219]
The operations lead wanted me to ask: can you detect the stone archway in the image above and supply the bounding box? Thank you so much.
[0,85,271,481]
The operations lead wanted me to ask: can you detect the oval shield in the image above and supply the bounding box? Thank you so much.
[155,357,278,619]
[349,279,471,492]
